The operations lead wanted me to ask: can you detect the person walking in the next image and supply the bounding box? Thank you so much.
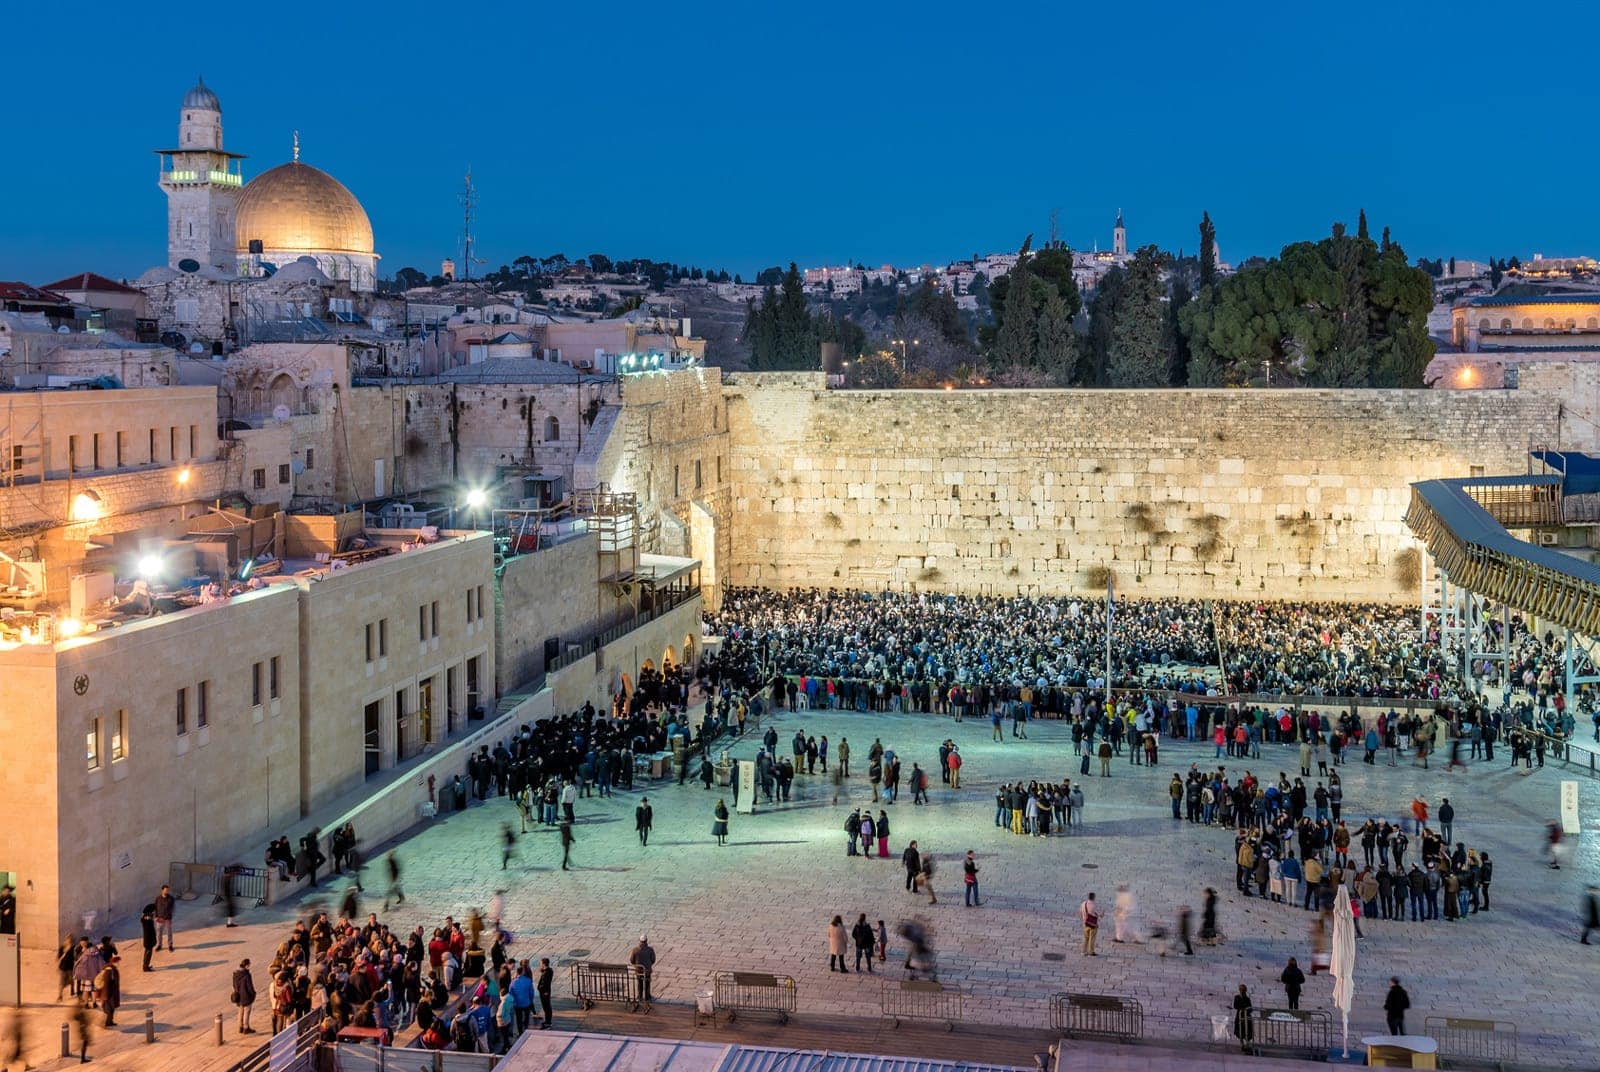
[94,956,120,1028]
[537,958,555,1029]
[139,904,158,972]
[153,884,176,952]
[383,853,405,911]
[827,915,849,973]
[70,1000,91,1064]
[852,914,876,973]
[964,850,981,907]
[559,821,575,871]
[232,958,257,1034]
[712,800,730,846]
[635,797,653,847]
[501,824,518,871]
[1384,978,1411,1036]
[948,747,963,789]
[1098,739,1113,777]
[1114,885,1136,943]
[903,841,922,892]
[1177,904,1195,955]
[1438,798,1454,845]
[877,811,891,858]
[1080,892,1100,956]
[1280,957,1305,1009]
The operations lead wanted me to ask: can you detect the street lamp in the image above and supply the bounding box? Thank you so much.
[891,338,920,373]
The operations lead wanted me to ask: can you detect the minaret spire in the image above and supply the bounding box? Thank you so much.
[292,130,300,162]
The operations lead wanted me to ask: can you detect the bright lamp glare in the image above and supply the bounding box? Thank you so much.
[466,489,488,508]
[137,555,163,579]
[70,491,103,522]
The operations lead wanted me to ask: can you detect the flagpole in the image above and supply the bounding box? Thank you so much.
[1104,573,1113,711]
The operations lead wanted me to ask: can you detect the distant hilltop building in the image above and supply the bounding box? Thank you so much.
[153,77,379,292]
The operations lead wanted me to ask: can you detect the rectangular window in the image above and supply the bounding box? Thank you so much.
[466,587,476,623]
[87,719,101,771]
[673,464,680,497]
[379,618,388,657]
[252,468,266,489]
[251,662,262,707]
[92,433,103,470]
[431,600,439,638]
[197,680,209,727]
[149,428,158,463]
[270,656,281,700]
[365,622,375,663]
[695,459,703,490]
[116,431,127,468]
[190,425,198,458]
[111,710,126,761]
[68,435,81,473]
[419,604,428,642]
[170,427,179,461]
[176,687,188,736]
[4,444,21,472]
[717,455,722,484]
[305,448,314,470]
[279,463,291,485]
[478,586,486,622]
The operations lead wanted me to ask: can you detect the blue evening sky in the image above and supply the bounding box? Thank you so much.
[3,1,1593,284]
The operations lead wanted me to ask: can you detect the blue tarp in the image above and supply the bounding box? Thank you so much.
[1533,450,1600,495]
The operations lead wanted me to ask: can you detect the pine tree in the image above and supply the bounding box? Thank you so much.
[1167,278,1193,386]
[1107,247,1169,386]
[1035,293,1077,384]
[990,263,1039,369]
[1357,208,1370,242]
[773,263,817,368]
[1198,211,1217,290]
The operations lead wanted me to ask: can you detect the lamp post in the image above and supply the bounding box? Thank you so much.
[891,337,920,373]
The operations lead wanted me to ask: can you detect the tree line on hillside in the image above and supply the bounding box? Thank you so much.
[383,253,737,301]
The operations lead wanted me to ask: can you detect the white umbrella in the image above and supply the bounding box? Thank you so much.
[1331,885,1357,1058]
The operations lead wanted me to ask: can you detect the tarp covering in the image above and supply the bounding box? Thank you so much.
[1533,450,1600,495]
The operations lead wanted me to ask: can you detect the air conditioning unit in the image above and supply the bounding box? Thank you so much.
[1538,532,1559,546]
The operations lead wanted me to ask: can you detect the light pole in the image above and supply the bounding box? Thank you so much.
[891,337,920,373]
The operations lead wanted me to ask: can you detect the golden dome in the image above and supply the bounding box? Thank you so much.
[235,161,374,256]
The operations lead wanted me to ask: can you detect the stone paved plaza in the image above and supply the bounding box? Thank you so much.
[13,703,1600,1070]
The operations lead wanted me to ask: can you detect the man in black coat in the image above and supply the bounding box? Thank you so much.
[902,841,921,891]
[1384,978,1410,1035]
[635,798,653,847]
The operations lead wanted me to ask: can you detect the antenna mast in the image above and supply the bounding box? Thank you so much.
[460,167,477,281]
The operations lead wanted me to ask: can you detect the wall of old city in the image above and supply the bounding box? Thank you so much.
[720,373,1592,601]
[577,368,732,607]
[494,533,602,695]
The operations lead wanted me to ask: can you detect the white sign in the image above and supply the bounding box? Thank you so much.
[736,760,756,815]
[0,934,18,1007]
[1561,780,1581,835]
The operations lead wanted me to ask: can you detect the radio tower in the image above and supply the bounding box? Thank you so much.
[460,167,478,281]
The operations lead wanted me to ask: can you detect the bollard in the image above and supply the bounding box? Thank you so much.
[216,1011,225,1045]
[146,1007,156,1043]
[61,1021,70,1057]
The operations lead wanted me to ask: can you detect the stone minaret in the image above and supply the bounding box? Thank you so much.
[156,77,246,271]
[1113,209,1126,257]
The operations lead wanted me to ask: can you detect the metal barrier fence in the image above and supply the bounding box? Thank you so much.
[880,979,963,1031]
[169,861,220,900]
[333,1042,502,1071]
[223,865,268,907]
[713,970,796,1024]
[1049,993,1143,1042]
[1247,1008,1330,1060]
[1425,1015,1519,1066]
[548,589,698,675]
[224,1007,321,1072]
[569,961,650,1012]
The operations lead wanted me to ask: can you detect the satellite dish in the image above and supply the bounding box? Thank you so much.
[177,258,201,273]
[272,404,292,422]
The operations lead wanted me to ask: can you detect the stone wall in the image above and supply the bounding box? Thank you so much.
[721,374,1592,601]
[494,533,602,695]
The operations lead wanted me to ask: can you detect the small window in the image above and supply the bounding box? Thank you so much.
[695,459,703,490]
[478,586,486,621]
[269,656,281,701]
[87,719,101,771]
[197,680,209,727]
[176,687,188,736]
[252,468,266,489]
[419,604,428,642]
[171,427,180,461]
[379,618,389,657]
[673,465,680,497]
[68,435,81,473]
[251,662,262,707]
[431,601,439,638]
[365,623,375,662]
[1470,465,1485,478]
[149,428,158,463]
[717,455,722,484]
[543,416,560,442]
[111,710,127,762]
[190,425,198,458]
[305,448,315,470]
[279,463,291,485]
[466,587,476,623]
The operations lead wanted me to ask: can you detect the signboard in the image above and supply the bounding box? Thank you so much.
[0,934,18,1007]
[736,760,756,814]
[1561,780,1581,835]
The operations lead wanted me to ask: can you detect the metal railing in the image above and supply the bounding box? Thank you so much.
[224,1006,321,1072]
[1049,992,1143,1042]
[547,588,699,674]
[223,865,268,907]
[332,1043,502,1071]
[569,961,650,1012]
[880,979,963,1030]
[1425,1015,1519,1066]
[713,970,797,1024]
[1247,1008,1330,1060]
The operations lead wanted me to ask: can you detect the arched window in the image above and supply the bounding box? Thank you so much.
[543,416,559,442]
[1588,318,1598,330]
[1545,318,1557,329]
[1522,318,1535,329]
[1501,319,1512,329]
[269,374,299,414]
[1479,318,1491,330]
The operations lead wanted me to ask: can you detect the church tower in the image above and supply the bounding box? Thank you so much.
[1113,209,1127,257]
[155,78,246,271]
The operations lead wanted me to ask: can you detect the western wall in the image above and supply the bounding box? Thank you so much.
[708,368,1598,601]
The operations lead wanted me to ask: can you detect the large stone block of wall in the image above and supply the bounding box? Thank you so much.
[722,374,1584,601]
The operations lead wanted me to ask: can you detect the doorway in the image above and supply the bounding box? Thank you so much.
[419,677,435,745]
